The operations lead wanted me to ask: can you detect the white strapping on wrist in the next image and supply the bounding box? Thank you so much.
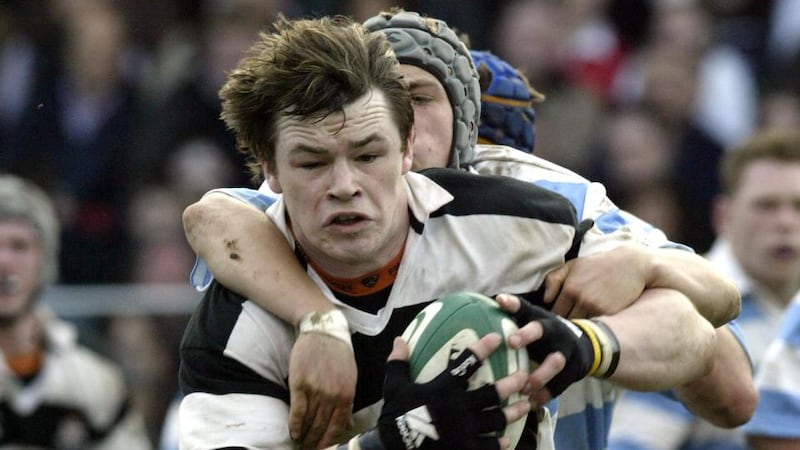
[298,309,353,351]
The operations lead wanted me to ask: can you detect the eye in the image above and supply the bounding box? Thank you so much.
[295,160,325,170]
[411,94,433,105]
[356,153,378,163]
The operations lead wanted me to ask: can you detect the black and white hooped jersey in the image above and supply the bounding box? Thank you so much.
[0,310,151,450]
[179,169,633,449]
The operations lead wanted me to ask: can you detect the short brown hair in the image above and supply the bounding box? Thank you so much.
[219,15,414,183]
[720,129,800,195]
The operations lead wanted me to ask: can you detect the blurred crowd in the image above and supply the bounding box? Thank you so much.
[2,0,800,445]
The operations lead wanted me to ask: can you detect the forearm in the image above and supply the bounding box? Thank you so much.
[748,436,800,450]
[645,248,741,327]
[183,192,335,326]
[673,325,757,427]
[601,288,716,391]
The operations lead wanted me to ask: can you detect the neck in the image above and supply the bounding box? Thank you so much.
[0,312,42,356]
[764,280,800,308]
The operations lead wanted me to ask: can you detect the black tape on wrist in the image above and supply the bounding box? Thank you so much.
[591,319,620,379]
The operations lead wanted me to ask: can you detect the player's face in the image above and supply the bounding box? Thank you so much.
[401,64,454,170]
[720,160,800,294]
[0,220,42,322]
[266,90,414,278]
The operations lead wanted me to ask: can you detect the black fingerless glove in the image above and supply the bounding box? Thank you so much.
[376,349,507,450]
[512,301,619,397]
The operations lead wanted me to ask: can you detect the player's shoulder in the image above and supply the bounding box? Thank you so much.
[419,167,577,226]
[471,144,592,185]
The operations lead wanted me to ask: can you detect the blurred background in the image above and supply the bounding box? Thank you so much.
[2,0,800,445]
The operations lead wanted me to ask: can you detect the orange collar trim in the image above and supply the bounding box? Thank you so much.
[303,247,403,297]
[6,350,43,378]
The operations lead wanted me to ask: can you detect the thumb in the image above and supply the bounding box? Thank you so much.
[387,336,410,362]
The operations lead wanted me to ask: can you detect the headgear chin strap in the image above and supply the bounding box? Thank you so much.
[364,10,480,168]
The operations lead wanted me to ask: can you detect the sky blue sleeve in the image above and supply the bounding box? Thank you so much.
[188,188,277,291]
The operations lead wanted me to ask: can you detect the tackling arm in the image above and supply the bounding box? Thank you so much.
[183,192,335,325]
[643,247,740,327]
[501,287,716,398]
[545,243,740,328]
[182,191,356,448]
[585,287,716,391]
[673,324,757,428]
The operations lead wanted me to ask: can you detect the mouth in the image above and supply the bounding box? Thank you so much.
[772,245,799,261]
[326,213,368,228]
[0,274,20,296]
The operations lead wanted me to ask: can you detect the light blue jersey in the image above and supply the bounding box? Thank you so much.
[743,296,800,440]
[608,240,787,450]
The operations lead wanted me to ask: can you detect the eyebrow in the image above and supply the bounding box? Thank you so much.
[288,133,385,155]
[406,78,440,90]
[351,133,383,148]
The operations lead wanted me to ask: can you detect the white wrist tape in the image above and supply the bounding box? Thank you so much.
[298,309,353,352]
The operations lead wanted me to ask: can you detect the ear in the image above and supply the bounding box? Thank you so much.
[402,127,415,173]
[263,161,283,193]
[711,194,729,236]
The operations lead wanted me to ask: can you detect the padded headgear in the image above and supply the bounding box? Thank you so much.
[364,10,480,168]
[471,50,538,154]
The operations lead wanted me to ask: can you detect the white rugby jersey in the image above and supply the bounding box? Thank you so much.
[0,308,151,449]
[743,295,800,441]
[179,168,636,449]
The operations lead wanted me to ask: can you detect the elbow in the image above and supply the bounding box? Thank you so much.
[182,202,205,251]
[708,383,759,428]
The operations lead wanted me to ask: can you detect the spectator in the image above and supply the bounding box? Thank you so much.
[609,129,800,450]
[0,173,151,449]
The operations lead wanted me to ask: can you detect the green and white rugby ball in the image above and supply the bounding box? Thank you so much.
[401,292,530,447]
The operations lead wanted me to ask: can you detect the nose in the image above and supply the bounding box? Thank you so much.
[327,160,360,201]
[775,202,800,230]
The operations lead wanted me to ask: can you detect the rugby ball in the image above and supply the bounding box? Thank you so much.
[401,292,530,447]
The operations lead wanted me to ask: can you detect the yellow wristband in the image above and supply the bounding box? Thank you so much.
[572,319,602,377]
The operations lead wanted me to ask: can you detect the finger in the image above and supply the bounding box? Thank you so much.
[507,321,544,350]
[384,337,411,396]
[532,388,553,408]
[495,293,521,314]
[465,383,501,410]
[475,407,509,434]
[503,397,533,427]
[387,336,409,361]
[495,370,528,401]
[288,390,308,441]
[567,299,590,319]
[467,332,502,361]
[318,402,353,448]
[526,352,566,401]
[543,264,569,304]
[300,401,334,449]
[550,291,575,318]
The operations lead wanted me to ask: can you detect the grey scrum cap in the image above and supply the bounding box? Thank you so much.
[364,10,480,168]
